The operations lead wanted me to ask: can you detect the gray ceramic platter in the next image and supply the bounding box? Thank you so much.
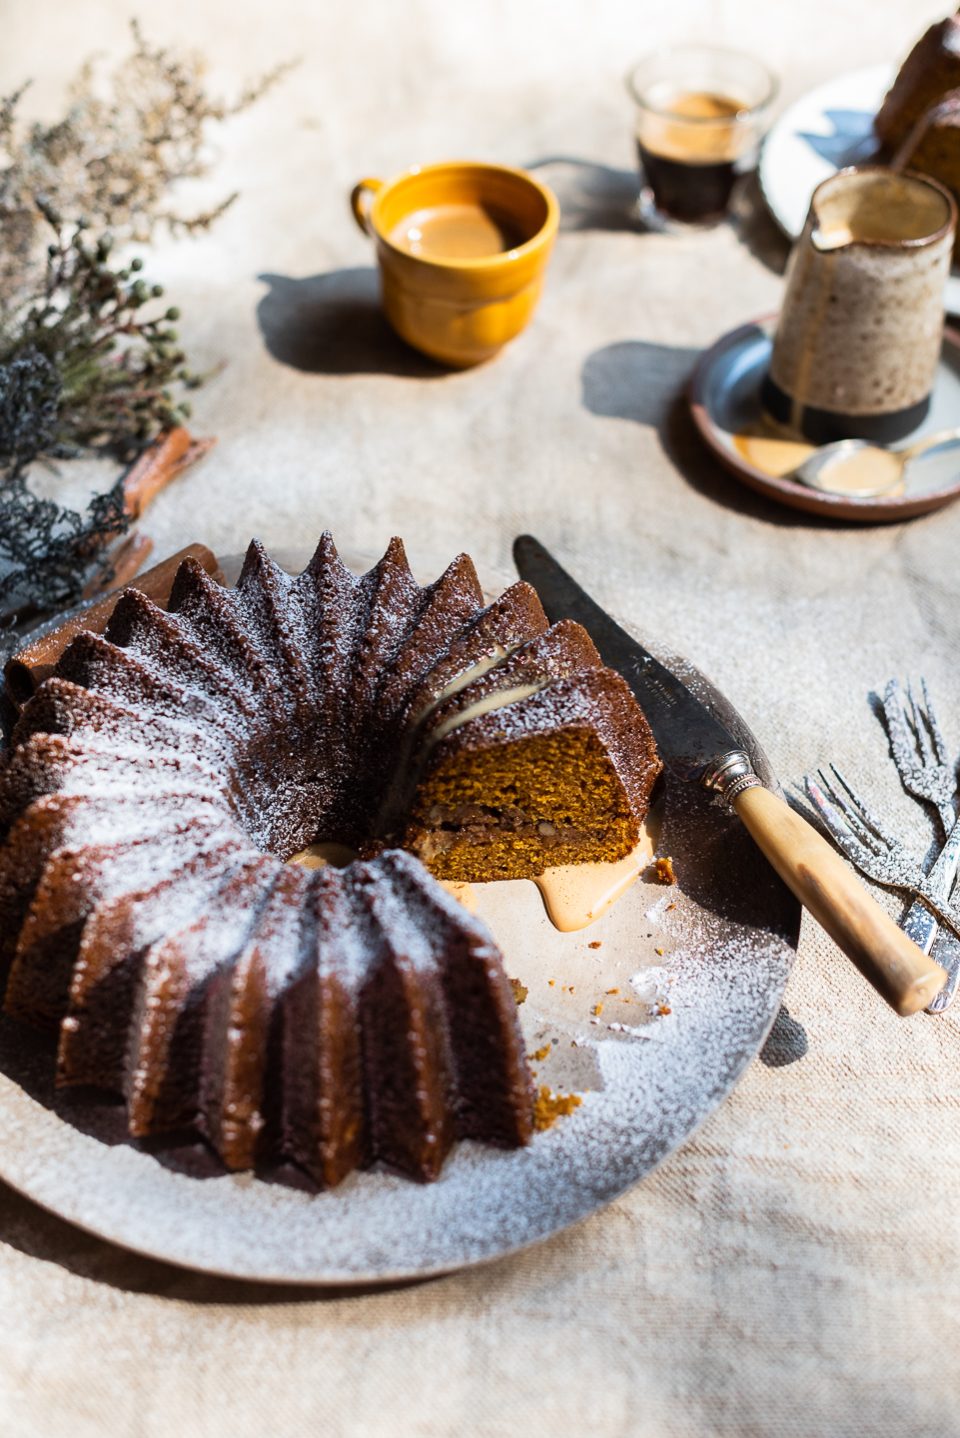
[690,318,960,521]
[0,546,798,1284]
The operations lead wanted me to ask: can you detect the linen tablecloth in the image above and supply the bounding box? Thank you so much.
[2,2,959,1434]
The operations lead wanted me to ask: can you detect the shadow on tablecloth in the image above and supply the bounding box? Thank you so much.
[256,268,446,378]
[0,1173,438,1303]
[758,1005,809,1066]
[524,158,789,276]
[580,339,873,530]
[524,156,641,233]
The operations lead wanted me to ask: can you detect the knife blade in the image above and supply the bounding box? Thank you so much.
[513,534,740,784]
[512,534,948,1018]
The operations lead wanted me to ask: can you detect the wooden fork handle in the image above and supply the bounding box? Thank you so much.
[733,785,948,1016]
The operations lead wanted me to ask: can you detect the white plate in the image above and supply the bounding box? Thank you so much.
[0,547,798,1284]
[759,66,889,238]
[760,65,960,315]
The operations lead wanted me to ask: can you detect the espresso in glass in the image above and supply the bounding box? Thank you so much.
[627,46,776,230]
[635,89,746,224]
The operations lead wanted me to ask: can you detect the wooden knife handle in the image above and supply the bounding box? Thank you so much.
[733,785,947,1017]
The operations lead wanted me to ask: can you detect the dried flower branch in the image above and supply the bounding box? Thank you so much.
[0,347,128,613]
[0,23,289,622]
[0,21,292,303]
[1,206,198,461]
[0,211,200,613]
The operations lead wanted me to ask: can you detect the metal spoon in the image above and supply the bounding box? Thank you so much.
[793,426,960,498]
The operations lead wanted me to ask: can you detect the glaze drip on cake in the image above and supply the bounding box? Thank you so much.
[0,535,660,1185]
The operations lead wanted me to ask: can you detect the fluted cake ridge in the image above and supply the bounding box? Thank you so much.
[0,534,660,1184]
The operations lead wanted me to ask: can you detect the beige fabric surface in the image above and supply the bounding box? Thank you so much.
[3,2,960,1434]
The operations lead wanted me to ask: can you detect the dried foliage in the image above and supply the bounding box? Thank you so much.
[0,22,290,303]
[1,206,197,462]
[0,350,130,617]
[0,22,289,621]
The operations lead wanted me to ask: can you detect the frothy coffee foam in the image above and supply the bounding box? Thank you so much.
[813,176,951,250]
[636,87,750,163]
[388,204,524,260]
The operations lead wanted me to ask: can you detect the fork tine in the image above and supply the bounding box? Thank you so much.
[828,764,900,849]
[882,678,914,769]
[804,775,874,863]
[815,768,885,854]
[907,679,935,765]
[920,676,950,766]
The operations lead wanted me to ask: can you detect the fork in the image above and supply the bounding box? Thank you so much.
[883,679,956,831]
[882,679,960,1012]
[804,766,960,943]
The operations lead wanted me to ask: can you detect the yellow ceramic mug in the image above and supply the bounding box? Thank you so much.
[350,161,559,367]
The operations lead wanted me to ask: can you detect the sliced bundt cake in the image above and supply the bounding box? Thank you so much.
[0,534,660,1185]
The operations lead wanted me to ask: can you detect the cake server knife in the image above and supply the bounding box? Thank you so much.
[512,534,947,1017]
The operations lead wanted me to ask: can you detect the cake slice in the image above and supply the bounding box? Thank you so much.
[404,661,661,882]
[402,580,549,725]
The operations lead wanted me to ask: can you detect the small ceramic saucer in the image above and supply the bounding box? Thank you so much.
[688,317,960,521]
[759,65,960,316]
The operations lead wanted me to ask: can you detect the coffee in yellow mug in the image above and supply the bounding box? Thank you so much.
[350,161,559,367]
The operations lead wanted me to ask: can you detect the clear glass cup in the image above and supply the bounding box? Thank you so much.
[626,44,777,229]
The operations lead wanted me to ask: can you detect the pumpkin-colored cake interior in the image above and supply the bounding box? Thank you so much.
[408,729,643,882]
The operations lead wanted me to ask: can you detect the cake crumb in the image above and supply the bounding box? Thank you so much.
[588,940,602,950]
[530,1044,551,1063]
[655,856,676,884]
[655,947,664,956]
[533,1084,583,1132]
[605,987,619,995]
[657,1003,672,1016]
[509,977,528,1006]
[548,979,556,988]
[591,1003,603,1017]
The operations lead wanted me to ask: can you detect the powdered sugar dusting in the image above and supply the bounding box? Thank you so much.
[0,544,797,1282]
[0,775,795,1278]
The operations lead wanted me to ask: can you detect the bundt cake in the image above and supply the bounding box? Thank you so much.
[0,535,660,1185]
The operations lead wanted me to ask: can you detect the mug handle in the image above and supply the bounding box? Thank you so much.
[350,177,383,236]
